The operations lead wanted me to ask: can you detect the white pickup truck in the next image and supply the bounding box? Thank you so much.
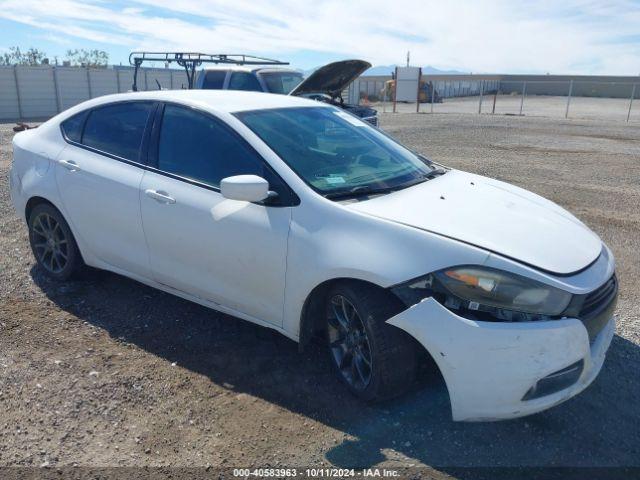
[195,60,379,126]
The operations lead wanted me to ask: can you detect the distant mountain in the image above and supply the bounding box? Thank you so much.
[362,65,467,76]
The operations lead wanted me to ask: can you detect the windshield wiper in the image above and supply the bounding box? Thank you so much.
[324,185,399,200]
[324,167,447,200]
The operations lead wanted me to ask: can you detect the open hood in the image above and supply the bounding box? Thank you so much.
[346,170,602,275]
[289,60,371,99]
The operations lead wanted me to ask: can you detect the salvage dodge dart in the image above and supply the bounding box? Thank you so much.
[10,90,617,421]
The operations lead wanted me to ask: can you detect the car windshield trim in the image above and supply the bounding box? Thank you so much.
[234,106,442,199]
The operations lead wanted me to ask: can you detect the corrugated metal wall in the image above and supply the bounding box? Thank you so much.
[0,65,190,121]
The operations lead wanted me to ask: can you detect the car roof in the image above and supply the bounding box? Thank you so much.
[65,90,327,116]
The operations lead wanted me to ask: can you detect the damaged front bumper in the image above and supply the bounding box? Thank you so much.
[387,297,614,422]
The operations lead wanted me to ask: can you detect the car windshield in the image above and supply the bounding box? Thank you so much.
[259,71,304,94]
[235,107,439,198]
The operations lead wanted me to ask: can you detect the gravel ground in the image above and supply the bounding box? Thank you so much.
[1,113,639,477]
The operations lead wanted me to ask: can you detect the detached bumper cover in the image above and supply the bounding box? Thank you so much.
[387,298,614,421]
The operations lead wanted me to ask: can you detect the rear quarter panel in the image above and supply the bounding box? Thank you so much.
[11,127,66,222]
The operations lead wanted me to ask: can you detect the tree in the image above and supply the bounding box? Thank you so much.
[0,47,48,66]
[65,49,109,68]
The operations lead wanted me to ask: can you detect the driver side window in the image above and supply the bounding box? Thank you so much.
[157,104,280,193]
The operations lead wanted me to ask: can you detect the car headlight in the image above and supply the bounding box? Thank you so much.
[391,266,572,321]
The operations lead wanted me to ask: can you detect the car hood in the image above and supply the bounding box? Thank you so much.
[346,170,602,275]
[289,60,371,98]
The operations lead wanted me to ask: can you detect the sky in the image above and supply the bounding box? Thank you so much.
[0,0,639,75]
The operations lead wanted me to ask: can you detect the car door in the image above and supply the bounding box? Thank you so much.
[139,103,295,326]
[55,101,156,277]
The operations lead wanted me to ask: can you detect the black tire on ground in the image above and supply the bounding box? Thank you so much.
[28,203,84,281]
[325,281,418,402]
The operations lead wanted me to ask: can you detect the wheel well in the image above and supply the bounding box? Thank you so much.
[298,278,396,351]
[298,277,446,386]
[25,196,55,222]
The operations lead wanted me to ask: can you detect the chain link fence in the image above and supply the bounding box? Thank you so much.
[354,77,639,123]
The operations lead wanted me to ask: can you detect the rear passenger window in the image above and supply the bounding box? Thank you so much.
[228,72,262,92]
[82,102,153,161]
[157,104,276,190]
[202,71,226,89]
[60,110,88,142]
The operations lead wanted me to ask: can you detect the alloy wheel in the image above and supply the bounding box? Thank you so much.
[32,212,69,274]
[327,294,373,390]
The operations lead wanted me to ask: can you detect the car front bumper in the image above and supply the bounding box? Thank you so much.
[387,297,614,421]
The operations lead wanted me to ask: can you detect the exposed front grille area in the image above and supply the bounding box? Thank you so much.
[578,274,618,342]
[581,274,617,317]
[363,116,378,127]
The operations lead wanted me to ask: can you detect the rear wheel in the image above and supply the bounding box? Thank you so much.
[326,282,417,402]
[28,203,84,281]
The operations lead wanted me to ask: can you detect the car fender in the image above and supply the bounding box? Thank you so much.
[282,198,491,338]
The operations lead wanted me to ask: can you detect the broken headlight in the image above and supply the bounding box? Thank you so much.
[391,266,572,321]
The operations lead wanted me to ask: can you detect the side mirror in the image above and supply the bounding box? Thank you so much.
[220,175,271,202]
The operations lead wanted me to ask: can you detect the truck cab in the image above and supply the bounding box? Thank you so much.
[195,61,379,126]
[195,66,305,94]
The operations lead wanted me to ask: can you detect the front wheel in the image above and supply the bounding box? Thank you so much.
[326,282,418,402]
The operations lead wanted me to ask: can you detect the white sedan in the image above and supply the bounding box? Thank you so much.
[10,90,617,421]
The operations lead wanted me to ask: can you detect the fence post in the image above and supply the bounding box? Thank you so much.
[392,67,398,113]
[565,80,573,118]
[13,65,23,120]
[116,69,122,93]
[382,86,386,113]
[430,81,434,114]
[52,67,61,113]
[478,80,484,114]
[519,81,527,115]
[416,68,421,113]
[86,68,93,99]
[491,87,497,114]
[627,84,636,122]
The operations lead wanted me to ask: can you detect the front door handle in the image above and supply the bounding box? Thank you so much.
[59,159,80,172]
[145,189,176,204]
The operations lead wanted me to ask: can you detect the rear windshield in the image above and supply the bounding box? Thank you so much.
[202,71,226,89]
[259,71,304,94]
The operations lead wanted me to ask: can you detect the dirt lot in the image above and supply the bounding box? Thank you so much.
[1,112,639,477]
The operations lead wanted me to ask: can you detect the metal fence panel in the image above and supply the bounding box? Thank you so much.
[171,70,189,90]
[89,69,118,98]
[145,69,173,91]
[117,69,135,92]
[15,66,57,119]
[56,67,90,111]
[0,67,20,120]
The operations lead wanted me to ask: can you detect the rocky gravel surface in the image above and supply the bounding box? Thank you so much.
[1,113,639,478]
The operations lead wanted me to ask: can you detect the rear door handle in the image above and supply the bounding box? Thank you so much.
[58,159,80,172]
[145,189,176,204]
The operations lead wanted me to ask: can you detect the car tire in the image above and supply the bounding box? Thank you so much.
[28,203,84,281]
[325,281,418,402]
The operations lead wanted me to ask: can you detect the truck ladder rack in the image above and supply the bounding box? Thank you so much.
[128,51,289,91]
